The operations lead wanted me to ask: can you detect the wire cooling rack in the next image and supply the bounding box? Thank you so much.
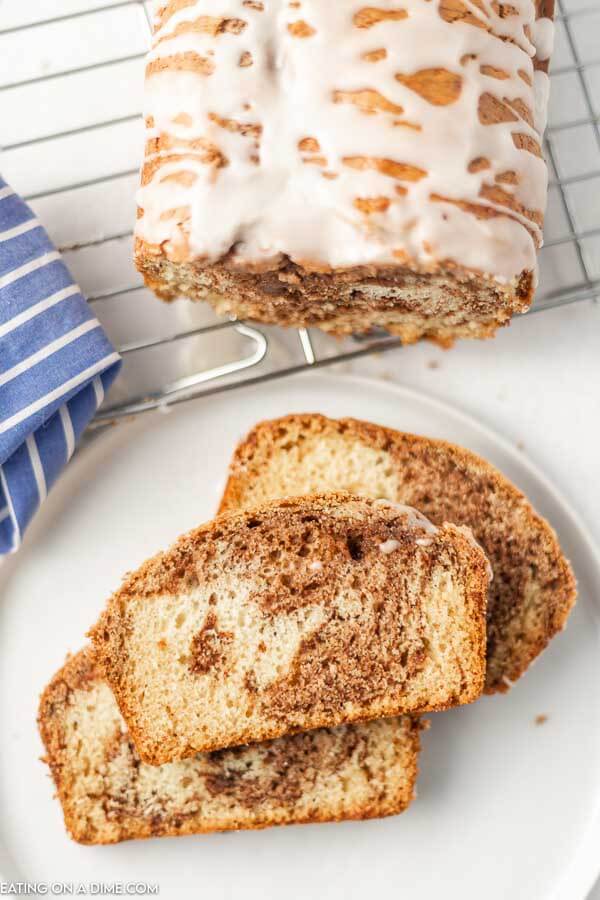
[0,0,599,421]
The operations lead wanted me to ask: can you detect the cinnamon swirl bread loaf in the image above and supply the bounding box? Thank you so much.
[135,1,554,344]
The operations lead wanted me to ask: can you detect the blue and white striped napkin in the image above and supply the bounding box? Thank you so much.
[0,177,121,554]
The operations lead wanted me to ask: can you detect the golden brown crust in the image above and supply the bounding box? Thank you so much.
[39,649,424,844]
[38,649,102,843]
[219,415,577,694]
[89,494,488,765]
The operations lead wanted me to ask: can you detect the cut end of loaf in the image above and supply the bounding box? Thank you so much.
[90,494,488,765]
[135,244,534,345]
[219,414,577,693]
[38,648,423,845]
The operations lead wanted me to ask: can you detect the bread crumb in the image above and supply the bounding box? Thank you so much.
[534,714,548,726]
[517,441,525,451]
[427,360,440,370]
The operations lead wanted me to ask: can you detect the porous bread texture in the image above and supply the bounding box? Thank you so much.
[135,1,554,344]
[219,414,577,693]
[38,649,423,845]
[90,494,489,766]
[135,253,533,346]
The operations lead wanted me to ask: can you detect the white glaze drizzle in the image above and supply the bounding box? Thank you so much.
[373,498,439,533]
[530,16,555,62]
[137,0,553,284]
[379,539,401,554]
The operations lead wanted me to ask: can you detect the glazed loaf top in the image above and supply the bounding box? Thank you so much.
[136,1,553,283]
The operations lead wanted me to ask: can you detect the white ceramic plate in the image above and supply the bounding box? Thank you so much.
[1,373,599,900]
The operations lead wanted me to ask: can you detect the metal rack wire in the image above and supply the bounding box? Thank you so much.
[0,0,598,421]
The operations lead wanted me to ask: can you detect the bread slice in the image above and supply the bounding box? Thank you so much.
[90,494,488,765]
[39,648,423,845]
[219,415,577,693]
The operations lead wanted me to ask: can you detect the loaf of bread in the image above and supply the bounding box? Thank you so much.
[220,414,576,693]
[135,1,554,344]
[90,494,488,765]
[39,648,423,844]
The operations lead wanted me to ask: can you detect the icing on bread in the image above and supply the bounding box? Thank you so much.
[136,1,553,284]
